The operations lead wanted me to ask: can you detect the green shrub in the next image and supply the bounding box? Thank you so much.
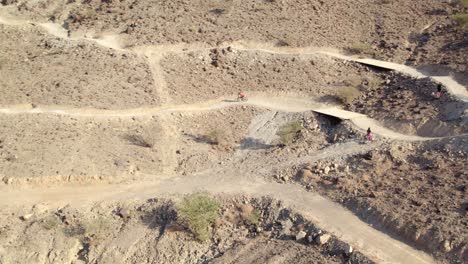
[246,209,261,227]
[277,121,302,145]
[178,193,221,241]
[336,86,361,105]
[453,13,468,29]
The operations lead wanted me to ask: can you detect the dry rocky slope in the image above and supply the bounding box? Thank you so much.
[1,0,466,75]
[0,0,467,264]
[0,197,373,264]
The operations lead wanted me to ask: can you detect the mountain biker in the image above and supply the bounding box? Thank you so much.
[432,84,442,99]
[366,127,373,142]
[238,92,247,101]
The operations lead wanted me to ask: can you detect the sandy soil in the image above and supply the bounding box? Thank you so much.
[0,24,159,109]
[0,114,169,184]
[161,48,374,104]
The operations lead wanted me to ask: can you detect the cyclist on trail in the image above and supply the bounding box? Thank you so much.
[238,91,247,101]
[432,84,442,99]
[366,127,373,142]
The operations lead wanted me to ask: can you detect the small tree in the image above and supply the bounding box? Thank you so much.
[178,193,221,242]
[276,121,303,145]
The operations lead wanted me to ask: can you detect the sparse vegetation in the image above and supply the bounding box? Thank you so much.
[246,209,261,227]
[453,13,468,29]
[347,42,373,55]
[63,216,111,243]
[124,128,157,148]
[276,121,303,145]
[204,129,226,145]
[275,40,289,47]
[367,77,383,91]
[63,224,86,237]
[41,216,61,231]
[453,0,468,8]
[336,86,361,105]
[177,193,221,242]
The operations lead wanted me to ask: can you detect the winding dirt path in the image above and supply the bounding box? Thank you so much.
[0,13,466,101]
[0,162,434,264]
[1,11,465,264]
[0,96,442,141]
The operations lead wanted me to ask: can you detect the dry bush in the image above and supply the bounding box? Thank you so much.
[453,0,468,8]
[336,86,361,105]
[63,216,112,244]
[276,121,303,145]
[204,129,226,145]
[41,216,61,231]
[347,42,373,55]
[124,127,157,148]
[367,77,383,91]
[178,193,221,242]
[453,13,468,29]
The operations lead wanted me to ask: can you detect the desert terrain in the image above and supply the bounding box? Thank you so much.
[0,0,467,264]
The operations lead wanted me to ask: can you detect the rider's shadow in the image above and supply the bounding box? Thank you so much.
[222,99,238,103]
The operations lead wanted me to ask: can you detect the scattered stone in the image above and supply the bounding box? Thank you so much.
[21,214,33,221]
[117,208,131,219]
[344,165,350,173]
[324,166,330,175]
[295,230,307,241]
[315,233,331,245]
[345,245,354,254]
[280,220,293,236]
[300,169,313,179]
[442,240,452,252]
[32,204,48,214]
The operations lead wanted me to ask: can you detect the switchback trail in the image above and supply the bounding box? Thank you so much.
[0,10,463,264]
[0,13,466,101]
[0,96,441,141]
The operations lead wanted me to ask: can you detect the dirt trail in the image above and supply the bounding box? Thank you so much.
[0,11,463,264]
[0,96,443,141]
[0,13,466,101]
[0,169,435,264]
